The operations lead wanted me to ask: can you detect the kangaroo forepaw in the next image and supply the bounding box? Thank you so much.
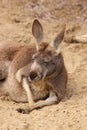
[16,108,30,114]
[16,70,22,83]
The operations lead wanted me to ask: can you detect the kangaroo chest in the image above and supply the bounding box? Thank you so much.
[30,81,49,101]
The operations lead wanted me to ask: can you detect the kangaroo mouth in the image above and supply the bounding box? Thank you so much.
[34,75,42,82]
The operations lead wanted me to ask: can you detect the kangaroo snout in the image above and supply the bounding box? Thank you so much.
[29,70,42,81]
[29,71,38,80]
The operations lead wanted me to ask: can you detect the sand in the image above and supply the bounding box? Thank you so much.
[0,0,87,130]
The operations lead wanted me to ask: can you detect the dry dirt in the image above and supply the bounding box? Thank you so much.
[0,0,87,130]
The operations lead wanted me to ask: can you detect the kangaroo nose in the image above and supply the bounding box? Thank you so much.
[29,71,37,80]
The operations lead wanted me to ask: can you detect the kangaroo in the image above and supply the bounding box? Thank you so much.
[0,19,67,113]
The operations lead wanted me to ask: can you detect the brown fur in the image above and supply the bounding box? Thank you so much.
[0,19,67,113]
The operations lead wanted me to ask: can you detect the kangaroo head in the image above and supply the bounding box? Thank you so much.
[29,19,65,82]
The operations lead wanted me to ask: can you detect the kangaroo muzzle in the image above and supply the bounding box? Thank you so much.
[29,71,38,80]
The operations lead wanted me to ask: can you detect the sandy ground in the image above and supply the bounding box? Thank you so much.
[0,0,87,130]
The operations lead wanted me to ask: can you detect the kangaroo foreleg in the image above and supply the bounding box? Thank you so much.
[22,77,34,106]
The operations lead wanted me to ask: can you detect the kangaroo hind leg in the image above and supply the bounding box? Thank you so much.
[0,61,11,81]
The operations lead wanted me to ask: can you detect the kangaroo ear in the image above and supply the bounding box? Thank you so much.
[32,19,44,50]
[51,25,66,52]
